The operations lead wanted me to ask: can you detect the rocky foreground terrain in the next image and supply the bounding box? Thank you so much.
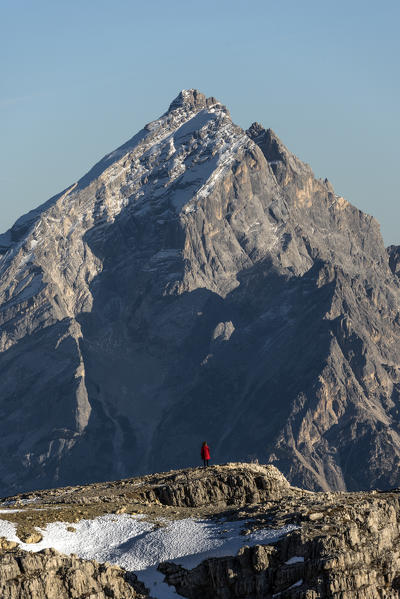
[0,463,399,598]
[2,90,400,494]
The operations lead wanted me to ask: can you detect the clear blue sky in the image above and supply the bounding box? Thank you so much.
[1,0,399,244]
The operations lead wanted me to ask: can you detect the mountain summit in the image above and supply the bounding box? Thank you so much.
[1,90,400,495]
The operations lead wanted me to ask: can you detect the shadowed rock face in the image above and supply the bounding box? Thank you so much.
[388,245,400,279]
[1,89,400,494]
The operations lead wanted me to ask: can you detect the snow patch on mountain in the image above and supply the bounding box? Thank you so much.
[0,513,297,598]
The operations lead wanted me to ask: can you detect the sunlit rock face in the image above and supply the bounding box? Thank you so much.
[1,89,400,495]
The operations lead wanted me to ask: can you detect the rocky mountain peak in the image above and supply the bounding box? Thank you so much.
[166,88,223,114]
[0,90,400,497]
[247,123,287,162]
[247,121,313,185]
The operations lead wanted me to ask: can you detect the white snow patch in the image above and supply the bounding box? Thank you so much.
[184,205,197,214]
[272,578,304,598]
[289,579,303,589]
[17,252,32,268]
[0,509,24,514]
[0,497,40,507]
[0,514,298,599]
[285,555,304,564]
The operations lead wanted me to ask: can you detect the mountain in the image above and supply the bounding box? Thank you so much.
[1,88,400,495]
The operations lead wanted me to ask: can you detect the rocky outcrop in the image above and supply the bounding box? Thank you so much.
[388,245,400,278]
[146,463,292,507]
[0,546,148,599]
[0,463,293,518]
[1,89,400,494]
[159,491,400,598]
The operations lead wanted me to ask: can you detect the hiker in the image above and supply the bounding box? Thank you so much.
[201,441,210,467]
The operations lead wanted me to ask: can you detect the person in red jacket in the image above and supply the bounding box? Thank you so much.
[201,441,210,467]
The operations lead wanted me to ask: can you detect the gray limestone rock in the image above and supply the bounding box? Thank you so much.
[155,467,400,598]
[141,463,292,508]
[0,547,148,599]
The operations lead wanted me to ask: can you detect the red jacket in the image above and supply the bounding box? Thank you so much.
[201,444,210,460]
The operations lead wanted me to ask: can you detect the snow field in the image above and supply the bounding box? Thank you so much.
[0,513,298,599]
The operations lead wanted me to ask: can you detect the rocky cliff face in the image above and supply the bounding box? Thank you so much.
[160,484,400,598]
[0,546,147,599]
[1,89,400,494]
